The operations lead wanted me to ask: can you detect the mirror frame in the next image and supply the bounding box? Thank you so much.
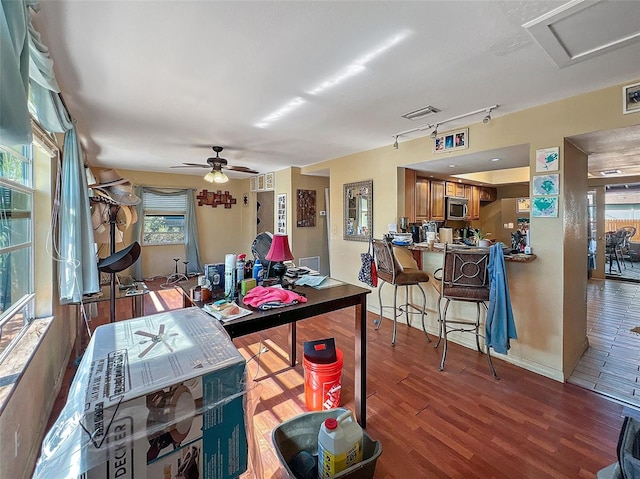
[343,179,373,242]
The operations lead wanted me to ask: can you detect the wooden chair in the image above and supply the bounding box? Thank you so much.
[432,244,498,379]
[371,239,431,346]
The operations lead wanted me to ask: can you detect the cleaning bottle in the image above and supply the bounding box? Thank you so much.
[317,409,363,478]
[236,254,246,289]
[253,259,264,286]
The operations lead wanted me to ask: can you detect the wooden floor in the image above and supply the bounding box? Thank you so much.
[45,279,625,479]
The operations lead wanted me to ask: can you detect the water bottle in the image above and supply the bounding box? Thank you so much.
[317,410,363,478]
[252,259,264,286]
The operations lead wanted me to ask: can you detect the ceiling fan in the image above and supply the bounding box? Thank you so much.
[171,146,259,183]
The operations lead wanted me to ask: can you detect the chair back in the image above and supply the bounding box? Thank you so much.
[372,239,396,283]
[441,244,490,302]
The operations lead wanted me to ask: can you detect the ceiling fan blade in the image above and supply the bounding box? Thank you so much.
[170,163,210,168]
[224,165,259,174]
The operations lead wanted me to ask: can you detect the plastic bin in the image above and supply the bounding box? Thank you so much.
[272,408,382,479]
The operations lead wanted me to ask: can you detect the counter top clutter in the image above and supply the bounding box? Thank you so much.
[409,243,537,262]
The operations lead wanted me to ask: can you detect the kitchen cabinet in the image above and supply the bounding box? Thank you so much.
[445,181,465,198]
[467,185,480,220]
[479,186,497,202]
[416,177,430,221]
[430,180,445,221]
[404,169,417,222]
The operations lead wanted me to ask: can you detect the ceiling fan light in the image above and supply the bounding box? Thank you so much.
[204,171,216,183]
[212,170,229,183]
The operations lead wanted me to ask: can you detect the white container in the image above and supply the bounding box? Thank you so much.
[317,410,363,478]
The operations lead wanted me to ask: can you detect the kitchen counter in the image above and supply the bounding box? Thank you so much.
[408,242,537,267]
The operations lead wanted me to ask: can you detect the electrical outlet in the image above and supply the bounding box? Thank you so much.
[508,222,514,229]
[319,210,326,216]
[503,223,508,229]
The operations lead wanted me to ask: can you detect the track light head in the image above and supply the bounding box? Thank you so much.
[430,125,438,139]
[483,109,492,124]
[393,136,398,150]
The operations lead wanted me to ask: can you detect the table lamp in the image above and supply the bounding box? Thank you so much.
[265,234,294,286]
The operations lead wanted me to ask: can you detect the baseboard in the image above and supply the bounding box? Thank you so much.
[369,305,565,382]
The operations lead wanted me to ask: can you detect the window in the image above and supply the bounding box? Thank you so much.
[0,145,35,361]
[142,190,187,245]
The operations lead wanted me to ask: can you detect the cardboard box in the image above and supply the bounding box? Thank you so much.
[35,307,247,479]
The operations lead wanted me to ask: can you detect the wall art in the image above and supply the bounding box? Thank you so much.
[434,128,468,154]
[623,81,640,114]
[532,174,560,196]
[531,196,558,218]
[516,197,530,213]
[535,147,559,172]
[296,189,316,227]
[265,172,275,190]
[277,193,287,234]
[196,190,237,208]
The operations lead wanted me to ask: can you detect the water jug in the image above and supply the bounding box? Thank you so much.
[317,410,363,478]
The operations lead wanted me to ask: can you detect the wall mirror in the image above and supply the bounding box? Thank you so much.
[344,180,373,241]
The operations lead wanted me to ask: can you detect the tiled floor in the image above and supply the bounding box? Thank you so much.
[569,278,640,408]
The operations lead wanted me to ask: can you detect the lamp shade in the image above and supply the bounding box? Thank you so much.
[265,234,294,262]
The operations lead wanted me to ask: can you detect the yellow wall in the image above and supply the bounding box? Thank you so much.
[562,140,589,374]
[304,80,640,380]
[114,170,246,278]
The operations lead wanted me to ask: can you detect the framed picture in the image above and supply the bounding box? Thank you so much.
[250,176,257,192]
[434,128,468,154]
[533,174,560,196]
[516,198,530,213]
[265,172,275,190]
[257,174,265,191]
[623,82,640,114]
[277,193,287,234]
[532,196,558,218]
[535,146,559,172]
[296,189,316,227]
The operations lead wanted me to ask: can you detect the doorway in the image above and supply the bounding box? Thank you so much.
[257,191,274,234]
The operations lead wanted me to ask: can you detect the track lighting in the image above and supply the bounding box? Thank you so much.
[430,125,439,139]
[392,104,498,142]
[393,136,398,150]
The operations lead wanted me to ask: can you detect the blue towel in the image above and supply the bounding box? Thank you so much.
[486,244,517,354]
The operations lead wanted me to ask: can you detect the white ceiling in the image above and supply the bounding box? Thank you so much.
[31,1,640,180]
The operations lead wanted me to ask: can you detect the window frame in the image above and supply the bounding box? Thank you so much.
[141,190,188,246]
[0,144,35,363]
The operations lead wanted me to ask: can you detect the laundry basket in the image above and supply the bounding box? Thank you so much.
[271,408,381,479]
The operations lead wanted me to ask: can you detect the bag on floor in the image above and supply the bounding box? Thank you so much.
[358,239,378,287]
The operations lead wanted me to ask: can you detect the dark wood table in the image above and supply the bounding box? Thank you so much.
[177,279,370,426]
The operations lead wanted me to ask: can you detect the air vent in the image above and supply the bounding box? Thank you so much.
[600,169,622,176]
[401,105,441,121]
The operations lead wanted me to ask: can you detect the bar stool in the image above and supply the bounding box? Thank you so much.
[432,243,498,379]
[371,239,431,346]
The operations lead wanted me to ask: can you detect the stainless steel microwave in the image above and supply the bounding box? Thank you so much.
[446,197,468,220]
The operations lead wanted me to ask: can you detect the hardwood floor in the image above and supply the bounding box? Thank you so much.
[45,280,624,479]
